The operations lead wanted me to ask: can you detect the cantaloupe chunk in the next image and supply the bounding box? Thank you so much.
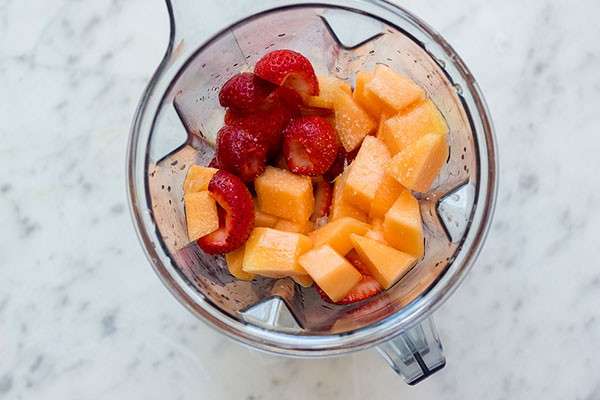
[365,65,425,113]
[330,169,368,222]
[353,71,395,119]
[350,234,417,289]
[255,167,314,223]
[307,75,352,109]
[225,246,254,281]
[332,87,376,151]
[255,209,278,228]
[274,218,314,234]
[383,190,424,257]
[343,136,391,212]
[292,274,314,287]
[387,133,448,193]
[298,245,362,302]
[242,228,312,278]
[309,217,370,255]
[379,99,448,155]
[184,191,219,241]
[370,174,405,219]
[183,166,217,194]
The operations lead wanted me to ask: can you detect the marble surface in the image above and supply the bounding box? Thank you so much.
[2,0,600,399]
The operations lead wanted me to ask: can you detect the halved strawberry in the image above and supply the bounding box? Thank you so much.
[254,50,319,97]
[216,125,268,182]
[283,116,338,176]
[197,170,255,254]
[316,275,382,305]
[219,72,274,112]
[311,178,332,221]
[268,86,303,113]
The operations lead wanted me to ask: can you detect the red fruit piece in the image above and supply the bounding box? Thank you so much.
[208,157,220,168]
[255,50,319,97]
[283,116,338,176]
[311,178,332,221]
[216,125,268,182]
[197,170,255,254]
[323,146,360,182]
[219,72,274,112]
[269,86,303,113]
[316,275,382,305]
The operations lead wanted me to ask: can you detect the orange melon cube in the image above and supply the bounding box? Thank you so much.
[255,167,314,223]
[255,209,278,228]
[370,174,405,219]
[343,136,391,212]
[184,191,219,241]
[298,245,362,302]
[332,87,376,151]
[307,75,352,109]
[383,190,424,257]
[292,274,314,287]
[225,246,254,281]
[330,169,368,223]
[353,71,395,119]
[309,217,371,256]
[183,166,217,194]
[379,99,448,155]
[242,228,312,278]
[365,65,425,113]
[350,234,417,289]
[387,133,448,192]
[274,218,314,234]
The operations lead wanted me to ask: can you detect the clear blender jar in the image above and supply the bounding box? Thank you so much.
[127,0,497,385]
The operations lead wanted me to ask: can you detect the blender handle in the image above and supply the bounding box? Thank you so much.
[376,317,446,385]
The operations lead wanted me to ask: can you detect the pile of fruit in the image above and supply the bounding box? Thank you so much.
[182,49,448,304]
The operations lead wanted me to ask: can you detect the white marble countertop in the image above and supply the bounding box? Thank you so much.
[2,0,600,399]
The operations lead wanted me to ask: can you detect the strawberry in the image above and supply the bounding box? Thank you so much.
[216,125,268,182]
[316,275,382,305]
[323,146,360,182]
[208,157,220,168]
[311,178,332,221]
[218,72,274,112]
[269,86,303,113]
[254,50,319,97]
[283,116,338,176]
[197,170,255,254]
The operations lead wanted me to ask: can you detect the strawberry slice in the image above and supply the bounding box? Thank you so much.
[283,116,338,176]
[311,178,332,221]
[216,125,268,182]
[254,50,319,97]
[316,275,382,305]
[219,72,274,112]
[197,170,255,254]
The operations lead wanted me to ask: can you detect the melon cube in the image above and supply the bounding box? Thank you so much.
[370,174,405,219]
[183,166,217,194]
[255,209,278,228]
[274,218,314,234]
[307,75,352,109]
[332,87,376,151]
[379,99,448,155]
[184,191,219,241]
[225,246,254,281]
[387,133,448,193]
[343,136,391,212]
[309,217,371,256]
[255,167,314,223]
[242,228,313,278]
[298,245,362,302]
[353,71,395,118]
[350,234,417,289]
[383,190,424,257]
[330,169,368,223]
[365,65,425,113]
[292,274,314,287]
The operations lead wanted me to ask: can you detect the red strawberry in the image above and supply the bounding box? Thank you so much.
[216,125,268,182]
[254,50,319,97]
[283,116,338,176]
[208,157,220,168]
[316,275,382,305]
[311,178,332,221]
[269,86,303,113]
[219,72,274,112]
[197,170,255,254]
